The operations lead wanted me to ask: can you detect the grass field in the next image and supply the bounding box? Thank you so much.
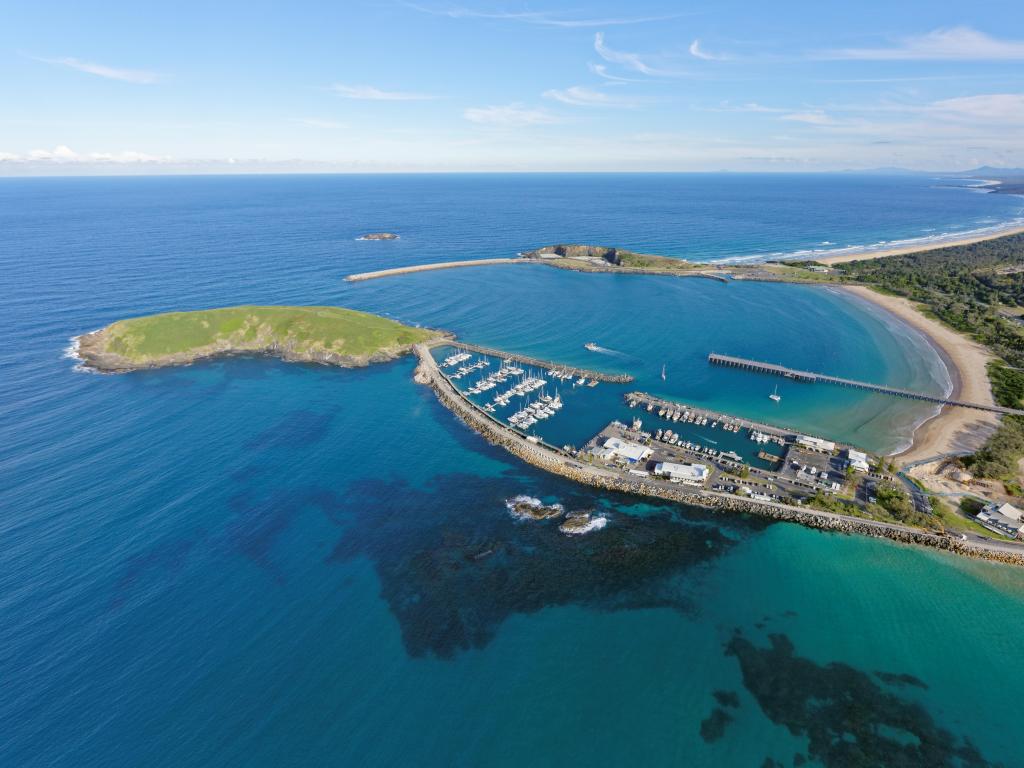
[101,305,437,362]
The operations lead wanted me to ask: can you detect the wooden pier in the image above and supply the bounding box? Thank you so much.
[708,353,1024,416]
[445,341,634,383]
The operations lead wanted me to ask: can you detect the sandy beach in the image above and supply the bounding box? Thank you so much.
[818,223,1024,265]
[838,285,1000,464]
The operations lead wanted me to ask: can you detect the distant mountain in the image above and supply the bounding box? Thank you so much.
[844,166,1024,178]
[940,166,1024,178]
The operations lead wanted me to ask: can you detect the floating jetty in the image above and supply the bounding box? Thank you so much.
[626,391,825,443]
[444,341,634,383]
[708,353,1024,416]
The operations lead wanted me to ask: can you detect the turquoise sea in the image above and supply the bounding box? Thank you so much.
[3,174,1024,767]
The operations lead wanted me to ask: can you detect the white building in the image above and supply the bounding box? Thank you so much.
[655,461,710,486]
[976,502,1024,539]
[594,437,652,464]
[844,448,870,473]
[796,435,836,453]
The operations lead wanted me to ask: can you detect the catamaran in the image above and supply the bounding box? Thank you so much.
[769,385,782,403]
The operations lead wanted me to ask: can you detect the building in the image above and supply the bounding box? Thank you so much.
[594,437,652,464]
[654,461,710,486]
[795,435,836,453]
[844,448,871,473]
[976,502,1024,539]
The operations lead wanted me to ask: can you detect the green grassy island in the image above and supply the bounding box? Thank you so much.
[76,305,443,372]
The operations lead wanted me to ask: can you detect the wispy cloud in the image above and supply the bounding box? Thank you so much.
[928,94,1024,124]
[823,27,1024,61]
[688,39,730,61]
[34,56,160,84]
[290,118,349,129]
[2,145,172,163]
[328,84,434,101]
[780,111,835,125]
[405,4,680,28]
[587,63,638,83]
[463,103,561,127]
[543,86,635,108]
[594,32,676,76]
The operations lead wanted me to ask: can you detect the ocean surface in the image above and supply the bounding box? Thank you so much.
[3,174,1024,767]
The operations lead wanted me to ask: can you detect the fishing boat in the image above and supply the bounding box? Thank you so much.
[584,342,600,352]
[769,385,782,403]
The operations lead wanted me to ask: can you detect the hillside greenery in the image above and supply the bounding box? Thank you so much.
[837,234,1024,480]
[102,305,437,362]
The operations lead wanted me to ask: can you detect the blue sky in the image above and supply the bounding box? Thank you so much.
[2,0,1023,173]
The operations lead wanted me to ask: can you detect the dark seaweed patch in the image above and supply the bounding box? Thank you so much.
[726,633,997,768]
[699,707,733,743]
[713,689,740,708]
[875,671,929,689]
[328,471,757,658]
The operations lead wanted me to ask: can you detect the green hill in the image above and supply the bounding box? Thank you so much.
[77,305,442,372]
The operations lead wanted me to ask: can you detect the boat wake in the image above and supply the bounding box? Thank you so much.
[584,343,636,360]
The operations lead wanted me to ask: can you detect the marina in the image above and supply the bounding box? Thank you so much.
[439,340,634,383]
[413,342,1024,568]
[432,343,606,441]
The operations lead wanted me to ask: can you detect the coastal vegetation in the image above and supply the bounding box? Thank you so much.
[837,234,1024,481]
[76,305,441,372]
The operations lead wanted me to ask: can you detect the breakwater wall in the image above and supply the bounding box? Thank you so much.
[413,345,1024,568]
[448,341,634,383]
[345,258,526,282]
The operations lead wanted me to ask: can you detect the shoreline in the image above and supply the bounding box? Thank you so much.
[816,222,1024,265]
[835,285,1000,464]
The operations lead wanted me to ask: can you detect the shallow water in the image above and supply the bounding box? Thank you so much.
[2,174,1023,767]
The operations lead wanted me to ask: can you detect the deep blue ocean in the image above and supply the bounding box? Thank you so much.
[3,174,1024,767]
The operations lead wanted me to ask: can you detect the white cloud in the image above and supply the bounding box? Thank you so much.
[780,111,835,125]
[929,94,1024,123]
[328,84,434,101]
[35,56,160,84]
[587,63,637,82]
[825,27,1024,61]
[542,86,634,107]
[689,39,729,61]
[290,117,349,129]
[594,32,663,76]
[2,145,172,163]
[463,103,561,127]
[405,4,679,28]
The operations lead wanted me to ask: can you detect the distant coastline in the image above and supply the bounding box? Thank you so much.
[815,221,1024,265]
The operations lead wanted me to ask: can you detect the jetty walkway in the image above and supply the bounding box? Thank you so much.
[440,340,634,383]
[709,353,1024,416]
